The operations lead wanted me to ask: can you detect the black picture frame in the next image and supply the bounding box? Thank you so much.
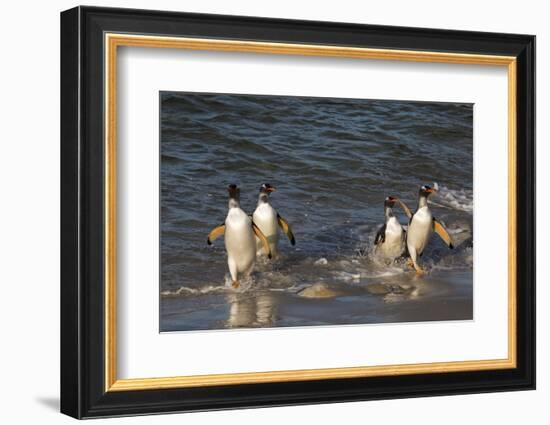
[61,5,535,419]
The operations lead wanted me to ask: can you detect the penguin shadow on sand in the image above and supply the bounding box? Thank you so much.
[376,274,440,303]
[226,291,278,328]
[389,229,472,304]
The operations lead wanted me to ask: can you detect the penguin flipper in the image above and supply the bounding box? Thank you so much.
[207,223,225,245]
[395,198,413,220]
[252,222,272,259]
[433,218,454,249]
[374,224,386,245]
[277,213,296,245]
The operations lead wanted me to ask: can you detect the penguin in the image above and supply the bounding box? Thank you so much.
[207,184,271,288]
[404,185,454,274]
[374,196,406,260]
[252,183,295,258]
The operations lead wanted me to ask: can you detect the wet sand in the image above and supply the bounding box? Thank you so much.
[160,270,472,332]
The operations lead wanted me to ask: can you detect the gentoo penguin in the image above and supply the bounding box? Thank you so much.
[404,185,454,274]
[374,196,406,260]
[207,184,271,288]
[252,183,295,258]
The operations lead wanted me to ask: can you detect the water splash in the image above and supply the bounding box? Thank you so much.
[431,185,473,212]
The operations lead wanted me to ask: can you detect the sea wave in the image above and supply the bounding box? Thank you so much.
[431,185,473,212]
[160,285,228,297]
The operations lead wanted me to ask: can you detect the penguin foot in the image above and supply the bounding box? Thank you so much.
[414,266,425,275]
[406,258,415,269]
[232,280,240,289]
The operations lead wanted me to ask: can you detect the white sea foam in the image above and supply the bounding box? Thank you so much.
[432,185,473,213]
[314,258,328,266]
[160,285,228,297]
[334,271,361,282]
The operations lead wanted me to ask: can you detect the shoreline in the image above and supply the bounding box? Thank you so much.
[160,269,473,332]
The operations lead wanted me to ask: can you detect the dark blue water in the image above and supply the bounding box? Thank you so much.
[160,92,473,331]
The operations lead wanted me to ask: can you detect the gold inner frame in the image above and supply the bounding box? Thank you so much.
[104,33,517,392]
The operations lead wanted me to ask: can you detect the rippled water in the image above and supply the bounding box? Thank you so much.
[160,92,473,332]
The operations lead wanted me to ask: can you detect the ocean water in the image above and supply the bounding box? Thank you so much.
[160,92,473,332]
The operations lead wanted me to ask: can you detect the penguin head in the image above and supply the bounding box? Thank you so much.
[259,183,276,194]
[227,184,240,200]
[384,196,397,208]
[419,185,437,197]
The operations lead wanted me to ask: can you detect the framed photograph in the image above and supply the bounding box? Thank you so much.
[60,6,535,419]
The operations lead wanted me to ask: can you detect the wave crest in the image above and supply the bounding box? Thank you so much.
[432,185,473,212]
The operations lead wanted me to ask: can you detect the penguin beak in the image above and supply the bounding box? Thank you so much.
[425,187,436,193]
[266,186,276,193]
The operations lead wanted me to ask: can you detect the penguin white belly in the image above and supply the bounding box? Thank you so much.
[224,209,256,281]
[253,203,279,257]
[377,217,405,258]
[407,206,433,255]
